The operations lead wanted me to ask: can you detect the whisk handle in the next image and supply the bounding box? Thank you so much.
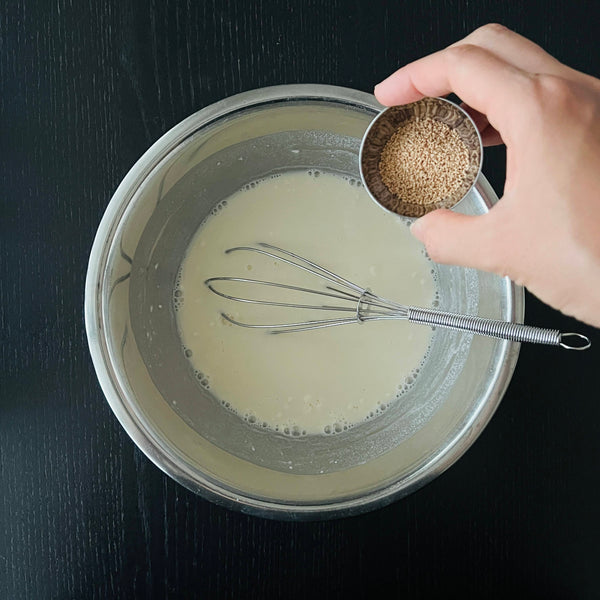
[407,307,591,350]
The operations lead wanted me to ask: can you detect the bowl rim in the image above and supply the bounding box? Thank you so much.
[84,84,523,520]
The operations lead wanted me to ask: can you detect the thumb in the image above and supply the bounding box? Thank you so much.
[410,209,501,273]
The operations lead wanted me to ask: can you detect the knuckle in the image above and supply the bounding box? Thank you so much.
[445,43,480,63]
[524,74,578,113]
[536,74,572,100]
[470,22,511,42]
[443,43,484,72]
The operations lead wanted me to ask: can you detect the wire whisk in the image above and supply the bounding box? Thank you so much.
[205,243,591,351]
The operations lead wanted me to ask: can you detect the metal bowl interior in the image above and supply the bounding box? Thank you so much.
[85,84,522,520]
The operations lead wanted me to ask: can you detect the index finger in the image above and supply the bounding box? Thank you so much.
[452,24,566,77]
[374,44,531,142]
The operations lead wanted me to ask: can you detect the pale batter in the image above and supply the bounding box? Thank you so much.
[176,171,437,435]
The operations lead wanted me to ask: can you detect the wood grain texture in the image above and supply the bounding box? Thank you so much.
[1,0,599,598]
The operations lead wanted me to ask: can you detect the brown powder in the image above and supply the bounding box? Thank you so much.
[378,117,469,206]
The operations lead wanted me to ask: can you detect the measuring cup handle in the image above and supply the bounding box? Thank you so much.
[407,307,591,350]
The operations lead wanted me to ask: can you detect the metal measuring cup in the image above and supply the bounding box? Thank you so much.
[359,96,483,218]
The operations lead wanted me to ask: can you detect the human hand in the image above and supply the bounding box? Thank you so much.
[375,23,600,328]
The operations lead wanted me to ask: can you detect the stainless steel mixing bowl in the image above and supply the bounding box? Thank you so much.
[85,84,523,520]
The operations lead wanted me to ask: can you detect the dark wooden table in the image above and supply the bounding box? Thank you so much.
[2,1,600,597]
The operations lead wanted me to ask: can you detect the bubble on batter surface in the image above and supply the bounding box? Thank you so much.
[393,349,432,400]
[193,369,211,390]
[277,423,307,437]
[173,286,184,311]
[323,419,353,434]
